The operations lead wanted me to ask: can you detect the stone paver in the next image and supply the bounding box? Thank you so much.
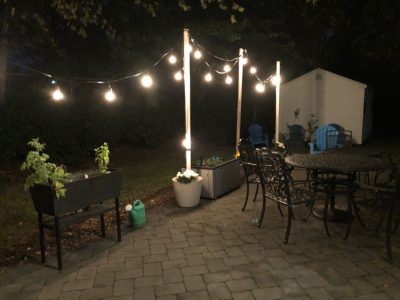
[1,181,400,300]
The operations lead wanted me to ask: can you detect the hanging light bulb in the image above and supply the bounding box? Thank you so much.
[168,55,177,64]
[223,64,231,72]
[182,138,191,149]
[105,87,116,102]
[52,87,64,101]
[204,72,213,82]
[242,57,248,65]
[174,71,183,81]
[225,75,233,85]
[193,50,202,59]
[141,74,153,88]
[255,83,266,93]
[272,75,281,86]
[249,67,257,74]
[188,45,193,53]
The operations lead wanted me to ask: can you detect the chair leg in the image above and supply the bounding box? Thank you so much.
[242,177,250,211]
[324,195,331,237]
[38,213,46,263]
[352,200,365,227]
[115,197,121,243]
[252,184,259,202]
[100,214,106,237]
[386,198,395,264]
[344,191,354,241]
[277,203,284,217]
[284,206,293,244]
[257,195,267,228]
[302,201,315,221]
[54,217,62,270]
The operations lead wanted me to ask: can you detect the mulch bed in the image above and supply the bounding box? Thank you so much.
[0,186,175,268]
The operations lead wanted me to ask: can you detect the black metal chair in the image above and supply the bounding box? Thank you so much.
[238,138,260,211]
[255,150,316,243]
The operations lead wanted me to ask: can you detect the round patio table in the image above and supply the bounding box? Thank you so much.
[285,153,389,239]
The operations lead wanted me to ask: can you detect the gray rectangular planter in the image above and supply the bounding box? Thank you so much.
[192,158,241,199]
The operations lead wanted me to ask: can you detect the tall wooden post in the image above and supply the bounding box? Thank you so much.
[275,61,281,143]
[183,29,191,170]
[235,48,244,154]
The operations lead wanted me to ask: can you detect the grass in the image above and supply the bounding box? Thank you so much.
[0,139,235,249]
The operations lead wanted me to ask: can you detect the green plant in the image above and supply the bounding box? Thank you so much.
[194,156,232,167]
[175,170,200,184]
[307,114,319,141]
[21,138,70,199]
[94,142,110,174]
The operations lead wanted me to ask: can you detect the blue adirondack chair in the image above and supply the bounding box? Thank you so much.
[309,124,339,154]
[248,124,268,147]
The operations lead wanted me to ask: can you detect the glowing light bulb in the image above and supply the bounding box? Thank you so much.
[204,72,213,82]
[272,75,281,86]
[223,64,231,72]
[168,55,177,64]
[174,71,183,81]
[255,83,265,93]
[225,75,233,85]
[188,45,193,53]
[242,57,248,65]
[194,50,202,59]
[182,138,191,149]
[52,87,64,101]
[250,67,257,74]
[105,88,116,102]
[141,75,153,88]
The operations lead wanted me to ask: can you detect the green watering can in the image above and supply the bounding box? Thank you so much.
[130,199,146,229]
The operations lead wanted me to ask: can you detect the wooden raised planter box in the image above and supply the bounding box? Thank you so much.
[192,158,241,199]
[30,168,123,270]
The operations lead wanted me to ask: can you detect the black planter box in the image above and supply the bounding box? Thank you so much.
[30,168,122,216]
[192,158,241,199]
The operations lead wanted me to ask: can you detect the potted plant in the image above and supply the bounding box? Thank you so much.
[23,139,123,216]
[172,169,203,207]
[192,156,241,199]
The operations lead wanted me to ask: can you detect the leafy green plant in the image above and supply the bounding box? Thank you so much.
[307,114,319,142]
[21,138,70,199]
[94,142,110,174]
[194,156,233,168]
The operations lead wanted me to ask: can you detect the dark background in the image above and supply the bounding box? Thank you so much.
[1,0,399,164]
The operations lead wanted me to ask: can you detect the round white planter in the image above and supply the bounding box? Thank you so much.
[172,176,203,207]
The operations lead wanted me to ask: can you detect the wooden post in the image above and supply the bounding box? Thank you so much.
[275,61,281,143]
[183,29,191,170]
[236,48,244,155]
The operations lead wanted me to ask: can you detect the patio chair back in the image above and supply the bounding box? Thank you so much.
[248,124,268,147]
[288,124,305,138]
[238,138,256,165]
[315,124,338,152]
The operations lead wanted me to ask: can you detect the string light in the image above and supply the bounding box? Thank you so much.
[193,50,202,59]
[52,87,64,101]
[272,75,281,86]
[242,57,248,65]
[188,45,193,53]
[255,83,265,93]
[250,67,257,74]
[141,74,153,88]
[204,72,213,82]
[225,75,233,85]
[105,87,116,102]
[223,64,231,72]
[168,55,177,64]
[182,138,191,149]
[174,71,183,81]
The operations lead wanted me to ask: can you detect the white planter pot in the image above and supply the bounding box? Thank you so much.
[172,176,203,207]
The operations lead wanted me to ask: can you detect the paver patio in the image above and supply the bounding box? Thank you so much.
[1,180,399,300]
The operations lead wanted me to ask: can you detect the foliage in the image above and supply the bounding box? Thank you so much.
[20,138,70,199]
[175,169,200,184]
[194,156,233,167]
[307,114,319,142]
[94,142,110,174]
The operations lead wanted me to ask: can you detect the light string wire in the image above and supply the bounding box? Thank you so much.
[8,48,174,85]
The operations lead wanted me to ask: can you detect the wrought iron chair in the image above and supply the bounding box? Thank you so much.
[255,150,316,243]
[248,123,268,148]
[326,129,352,149]
[238,138,260,211]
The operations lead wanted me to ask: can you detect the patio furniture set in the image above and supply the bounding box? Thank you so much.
[240,123,399,263]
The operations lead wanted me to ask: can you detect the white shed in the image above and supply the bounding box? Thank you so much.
[279,68,373,144]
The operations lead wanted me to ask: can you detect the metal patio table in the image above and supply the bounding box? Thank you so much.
[285,153,388,239]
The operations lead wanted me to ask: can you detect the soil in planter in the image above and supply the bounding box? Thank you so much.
[0,186,175,268]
